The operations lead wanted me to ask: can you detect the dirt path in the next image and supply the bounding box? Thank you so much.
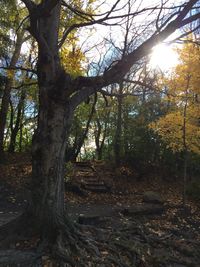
[1,159,200,266]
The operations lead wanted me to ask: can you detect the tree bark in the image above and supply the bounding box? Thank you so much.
[31,98,73,236]
[26,2,74,237]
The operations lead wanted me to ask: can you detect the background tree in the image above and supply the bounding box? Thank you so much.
[0,0,30,160]
[150,40,200,204]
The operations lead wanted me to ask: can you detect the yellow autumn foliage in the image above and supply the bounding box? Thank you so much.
[150,39,200,154]
[6,69,14,79]
[150,110,200,153]
[59,0,97,77]
[60,45,86,77]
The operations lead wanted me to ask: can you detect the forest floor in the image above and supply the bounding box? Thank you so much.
[0,153,200,266]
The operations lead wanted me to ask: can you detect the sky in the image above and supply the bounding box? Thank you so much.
[149,43,179,71]
[20,0,184,72]
[78,0,184,74]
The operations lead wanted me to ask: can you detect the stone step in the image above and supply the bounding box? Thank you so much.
[79,179,97,184]
[122,204,164,216]
[80,176,97,181]
[82,184,109,193]
[74,161,92,167]
[74,162,95,171]
[76,172,95,177]
[82,176,100,181]
[78,214,109,225]
[76,169,94,173]
[65,183,88,197]
[82,180,105,186]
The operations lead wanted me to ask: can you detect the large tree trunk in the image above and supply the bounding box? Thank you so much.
[27,2,73,237]
[31,96,72,236]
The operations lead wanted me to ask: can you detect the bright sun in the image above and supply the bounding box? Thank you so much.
[149,43,179,71]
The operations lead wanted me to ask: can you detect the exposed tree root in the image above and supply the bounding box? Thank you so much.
[0,212,200,267]
[0,212,145,267]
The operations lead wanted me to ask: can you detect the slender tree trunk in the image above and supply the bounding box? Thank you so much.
[8,89,26,152]
[182,87,188,207]
[183,149,188,207]
[9,100,14,142]
[0,31,24,160]
[94,115,108,160]
[123,107,129,156]
[95,116,102,160]
[73,94,97,160]
[19,104,24,152]
[114,82,123,165]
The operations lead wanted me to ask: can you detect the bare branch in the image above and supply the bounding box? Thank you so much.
[123,79,156,92]
[61,0,122,19]
[0,66,37,74]
[16,16,30,33]
[59,4,159,48]
[12,82,38,90]
[99,89,142,98]
[72,0,200,94]
[169,25,200,43]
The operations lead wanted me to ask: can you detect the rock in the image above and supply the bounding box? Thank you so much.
[142,191,164,204]
[122,203,164,216]
[65,182,88,197]
[78,214,109,225]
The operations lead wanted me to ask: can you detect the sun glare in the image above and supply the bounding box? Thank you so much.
[149,43,179,71]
